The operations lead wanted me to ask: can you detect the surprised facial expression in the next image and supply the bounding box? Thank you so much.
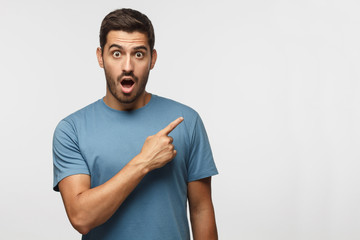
[97,30,156,107]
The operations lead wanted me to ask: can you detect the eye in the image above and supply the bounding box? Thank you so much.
[113,51,121,58]
[135,52,144,58]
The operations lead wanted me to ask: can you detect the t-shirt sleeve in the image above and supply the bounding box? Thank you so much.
[187,115,218,182]
[52,120,90,191]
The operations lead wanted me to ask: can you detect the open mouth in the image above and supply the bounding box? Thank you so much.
[121,79,135,88]
[120,78,135,94]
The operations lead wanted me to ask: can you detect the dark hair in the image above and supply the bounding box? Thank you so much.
[99,8,155,52]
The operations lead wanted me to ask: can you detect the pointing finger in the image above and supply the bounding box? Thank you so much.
[157,117,184,136]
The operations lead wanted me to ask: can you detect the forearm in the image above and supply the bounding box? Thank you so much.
[190,202,218,240]
[62,155,149,234]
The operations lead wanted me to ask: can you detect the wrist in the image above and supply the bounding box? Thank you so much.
[129,154,151,176]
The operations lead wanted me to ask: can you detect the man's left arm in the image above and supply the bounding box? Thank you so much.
[188,177,218,240]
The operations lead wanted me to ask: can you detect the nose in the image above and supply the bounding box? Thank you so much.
[123,55,134,73]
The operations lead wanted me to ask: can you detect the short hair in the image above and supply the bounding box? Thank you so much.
[99,8,155,52]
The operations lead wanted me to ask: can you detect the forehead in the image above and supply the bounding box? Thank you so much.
[105,30,149,48]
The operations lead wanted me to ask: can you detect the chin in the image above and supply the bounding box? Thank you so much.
[116,92,141,104]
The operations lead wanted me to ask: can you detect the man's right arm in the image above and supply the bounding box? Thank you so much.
[58,117,183,235]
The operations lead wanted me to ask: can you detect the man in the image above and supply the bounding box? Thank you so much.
[53,8,218,240]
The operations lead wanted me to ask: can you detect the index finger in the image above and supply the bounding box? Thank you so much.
[157,117,184,136]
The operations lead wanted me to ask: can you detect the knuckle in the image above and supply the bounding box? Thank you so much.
[160,137,168,144]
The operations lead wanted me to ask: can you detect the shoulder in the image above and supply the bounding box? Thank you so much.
[153,95,199,119]
[54,99,102,134]
[61,99,102,123]
[152,95,202,136]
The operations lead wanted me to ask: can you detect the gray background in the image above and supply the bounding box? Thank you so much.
[1,0,359,239]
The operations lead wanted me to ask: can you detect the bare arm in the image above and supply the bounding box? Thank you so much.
[58,117,183,235]
[188,177,218,240]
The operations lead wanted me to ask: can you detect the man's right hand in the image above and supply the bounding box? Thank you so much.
[137,117,184,171]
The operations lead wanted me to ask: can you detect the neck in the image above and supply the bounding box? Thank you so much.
[103,91,151,111]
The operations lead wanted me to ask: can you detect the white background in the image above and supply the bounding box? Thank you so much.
[1,0,359,239]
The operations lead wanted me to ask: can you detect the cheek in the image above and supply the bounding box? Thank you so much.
[137,62,151,74]
[105,64,121,76]
[104,68,119,84]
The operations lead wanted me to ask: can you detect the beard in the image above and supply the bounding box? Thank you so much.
[104,67,149,105]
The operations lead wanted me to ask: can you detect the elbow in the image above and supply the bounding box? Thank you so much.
[74,224,91,235]
[69,213,92,235]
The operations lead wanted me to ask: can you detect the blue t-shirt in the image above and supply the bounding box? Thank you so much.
[53,94,218,240]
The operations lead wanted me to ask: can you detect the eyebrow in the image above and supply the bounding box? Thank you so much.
[133,46,148,51]
[108,44,148,52]
[108,44,123,50]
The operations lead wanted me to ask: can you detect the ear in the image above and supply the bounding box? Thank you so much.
[96,47,104,68]
[150,49,157,70]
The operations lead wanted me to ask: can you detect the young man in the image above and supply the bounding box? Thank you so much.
[53,8,218,240]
